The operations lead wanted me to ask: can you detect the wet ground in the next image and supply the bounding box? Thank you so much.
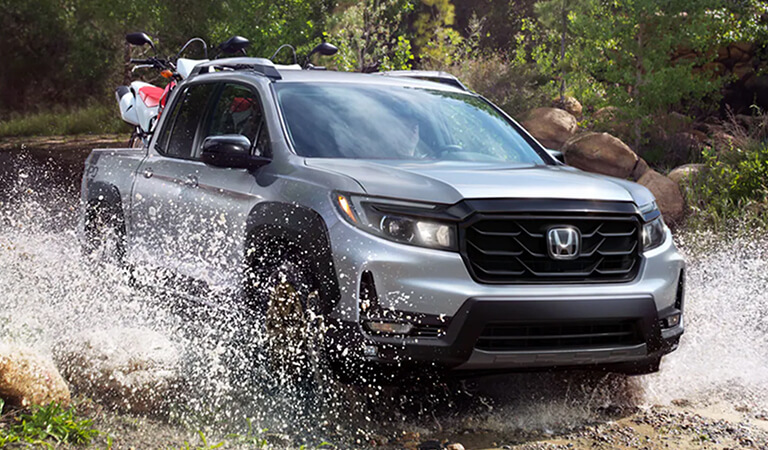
[1,135,767,449]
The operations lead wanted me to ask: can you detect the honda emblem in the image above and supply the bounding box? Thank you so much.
[547,227,581,260]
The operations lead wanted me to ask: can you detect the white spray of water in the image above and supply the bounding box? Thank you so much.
[1,159,767,445]
[644,231,768,408]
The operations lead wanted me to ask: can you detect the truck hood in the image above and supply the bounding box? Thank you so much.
[305,159,655,206]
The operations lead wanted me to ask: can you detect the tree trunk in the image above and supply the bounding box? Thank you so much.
[633,22,644,150]
[559,0,567,102]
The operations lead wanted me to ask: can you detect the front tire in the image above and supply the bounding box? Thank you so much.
[257,255,327,386]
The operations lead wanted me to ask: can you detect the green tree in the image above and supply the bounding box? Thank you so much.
[326,0,415,72]
[572,0,733,145]
[519,0,768,147]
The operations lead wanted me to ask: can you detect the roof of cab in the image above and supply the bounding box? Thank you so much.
[188,57,470,93]
[273,68,469,93]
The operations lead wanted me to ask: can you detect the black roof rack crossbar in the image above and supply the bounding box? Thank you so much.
[189,57,282,80]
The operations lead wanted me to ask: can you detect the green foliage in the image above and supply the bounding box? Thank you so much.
[0,104,129,137]
[0,403,100,448]
[207,0,336,64]
[447,53,550,117]
[326,0,415,72]
[522,1,725,109]
[687,141,768,230]
[515,0,768,146]
[452,0,537,51]
[0,0,334,114]
[413,0,462,67]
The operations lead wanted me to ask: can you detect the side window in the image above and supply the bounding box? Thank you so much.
[154,88,183,153]
[163,83,216,159]
[205,83,270,157]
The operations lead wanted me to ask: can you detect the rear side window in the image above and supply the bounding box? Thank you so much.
[203,83,270,157]
[160,83,215,159]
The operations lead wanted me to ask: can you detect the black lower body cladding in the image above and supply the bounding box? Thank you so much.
[326,295,682,375]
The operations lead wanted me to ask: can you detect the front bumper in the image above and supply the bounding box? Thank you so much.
[326,213,685,371]
[328,294,682,372]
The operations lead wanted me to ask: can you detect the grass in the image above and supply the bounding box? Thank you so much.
[0,399,100,448]
[179,418,334,449]
[180,423,269,450]
[0,104,129,138]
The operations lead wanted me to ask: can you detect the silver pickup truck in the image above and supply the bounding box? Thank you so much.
[80,58,684,380]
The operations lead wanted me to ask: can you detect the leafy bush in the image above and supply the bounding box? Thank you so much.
[326,0,415,72]
[446,53,550,118]
[0,401,100,447]
[0,104,129,137]
[687,140,768,230]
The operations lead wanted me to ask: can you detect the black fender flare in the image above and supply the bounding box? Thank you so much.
[82,181,126,259]
[85,181,122,208]
[244,202,340,313]
[83,181,126,228]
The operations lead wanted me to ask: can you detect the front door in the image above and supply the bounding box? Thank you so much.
[179,82,271,288]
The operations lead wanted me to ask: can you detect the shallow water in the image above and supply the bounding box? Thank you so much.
[1,156,767,447]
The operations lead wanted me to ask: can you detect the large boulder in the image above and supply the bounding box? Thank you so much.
[56,328,181,414]
[668,164,705,185]
[521,107,579,150]
[733,62,754,81]
[0,344,71,408]
[562,132,639,179]
[630,158,650,181]
[638,170,685,223]
[553,96,583,117]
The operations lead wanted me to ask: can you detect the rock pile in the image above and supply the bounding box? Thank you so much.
[522,104,686,223]
[522,107,579,151]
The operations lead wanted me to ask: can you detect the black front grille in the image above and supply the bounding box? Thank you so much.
[462,214,641,284]
[476,321,642,351]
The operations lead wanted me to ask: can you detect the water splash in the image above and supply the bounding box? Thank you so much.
[643,231,768,408]
[1,154,767,446]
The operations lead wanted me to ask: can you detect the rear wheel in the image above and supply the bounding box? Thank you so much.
[82,200,126,266]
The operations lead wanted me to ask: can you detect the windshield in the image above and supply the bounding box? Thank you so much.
[274,83,547,164]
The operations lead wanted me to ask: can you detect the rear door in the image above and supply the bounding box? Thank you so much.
[129,82,216,272]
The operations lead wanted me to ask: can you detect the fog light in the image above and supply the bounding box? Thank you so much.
[664,314,681,328]
[364,321,414,335]
[363,345,378,357]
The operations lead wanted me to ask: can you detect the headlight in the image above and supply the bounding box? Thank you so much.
[334,194,457,251]
[642,216,667,251]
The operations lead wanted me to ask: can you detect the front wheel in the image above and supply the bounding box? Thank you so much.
[259,257,327,386]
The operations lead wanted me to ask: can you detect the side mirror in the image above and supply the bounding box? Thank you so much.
[201,135,270,169]
[218,36,250,56]
[304,42,338,68]
[126,32,156,52]
[546,149,565,164]
[312,42,338,57]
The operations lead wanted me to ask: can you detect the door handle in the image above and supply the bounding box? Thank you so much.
[184,175,198,187]
[143,168,153,179]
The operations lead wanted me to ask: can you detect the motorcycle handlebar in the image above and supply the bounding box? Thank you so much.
[129,58,153,64]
